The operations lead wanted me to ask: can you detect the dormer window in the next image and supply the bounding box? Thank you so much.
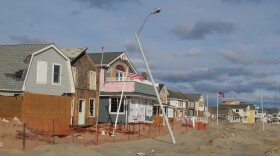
[116,65,125,81]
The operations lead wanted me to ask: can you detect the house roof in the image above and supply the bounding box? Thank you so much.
[0,44,51,91]
[185,94,202,102]
[88,52,124,66]
[60,47,87,61]
[88,51,137,74]
[167,89,187,100]
[159,84,169,95]
[220,103,256,110]
[208,106,230,115]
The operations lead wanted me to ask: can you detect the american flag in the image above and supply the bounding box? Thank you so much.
[218,92,225,98]
[127,73,144,81]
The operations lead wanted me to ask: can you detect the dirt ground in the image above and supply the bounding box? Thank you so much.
[0,118,280,156]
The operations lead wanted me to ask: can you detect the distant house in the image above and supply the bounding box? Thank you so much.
[208,107,230,121]
[227,108,242,123]
[88,52,157,124]
[61,48,99,126]
[185,94,205,117]
[167,90,187,119]
[221,103,256,124]
[0,44,75,132]
[152,84,172,125]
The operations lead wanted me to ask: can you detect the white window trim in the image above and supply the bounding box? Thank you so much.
[89,98,95,117]
[89,70,97,90]
[36,60,48,84]
[109,98,125,114]
[52,63,62,85]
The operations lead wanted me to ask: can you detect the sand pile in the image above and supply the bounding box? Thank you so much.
[0,119,279,156]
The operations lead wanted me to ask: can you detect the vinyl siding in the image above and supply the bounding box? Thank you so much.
[98,97,126,123]
[25,48,73,95]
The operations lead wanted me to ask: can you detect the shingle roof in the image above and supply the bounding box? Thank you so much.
[208,107,230,115]
[60,47,87,61]
[168,89,187,100]
[88,52,124,66]
[185,94,202,101]
[0,44,51,90]
[220,103,256,109]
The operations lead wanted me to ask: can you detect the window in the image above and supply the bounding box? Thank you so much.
[116,65,125,81]
[89,71,96,90]
[189,102,194,107]
[79,100,83,112]
[72,67,77,86]
[89,99,95,117]
[110,98,124,114]
[37,61,48,84]
[236,109,239,112]
[52,64,61,84]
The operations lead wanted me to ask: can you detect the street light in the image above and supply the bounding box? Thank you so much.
[134,8,176,144]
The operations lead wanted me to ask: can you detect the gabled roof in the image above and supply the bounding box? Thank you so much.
[159,84,169,95]
[220,103,256,110]
[88,52,124,66]
[208,107,230,115]
[0,44,51,91]
[88,52,137,73]
[60,47,87,62]
[185,94,202,102]
[168,89,187,100]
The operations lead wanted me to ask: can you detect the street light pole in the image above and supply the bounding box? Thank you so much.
[134,8,176,144]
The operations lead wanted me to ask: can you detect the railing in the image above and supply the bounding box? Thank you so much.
[105,77,154,85]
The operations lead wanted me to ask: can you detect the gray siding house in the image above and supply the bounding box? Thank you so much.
[0,44,75,96]
[88,52,157,124]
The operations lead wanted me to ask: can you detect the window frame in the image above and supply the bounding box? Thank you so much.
[89,70,97,90]
[89,98,95,117]
[109,98,125,114]
[52,63,62,85]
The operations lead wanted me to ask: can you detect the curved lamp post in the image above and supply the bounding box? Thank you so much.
[134,8,176,144]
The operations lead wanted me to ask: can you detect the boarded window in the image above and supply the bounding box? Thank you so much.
[37,61,48,84]
[89,71,96,90]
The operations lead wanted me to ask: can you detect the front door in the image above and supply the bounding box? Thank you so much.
[78,99,86,125]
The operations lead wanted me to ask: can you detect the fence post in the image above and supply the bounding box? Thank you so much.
[128,123,130,141]
[96,124,99,145]
[72,117,74,143]
[158,123,160,136]
[186,118,188,131]
[52,120,55,145]
[23,123,26,151]
[138,124,140,140]
[148,124,151,137]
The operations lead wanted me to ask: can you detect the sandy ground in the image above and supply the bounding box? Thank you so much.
[0,119,280,156]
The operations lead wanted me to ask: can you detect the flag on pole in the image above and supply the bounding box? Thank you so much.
[218,92,225,98]
[127,73,144,81]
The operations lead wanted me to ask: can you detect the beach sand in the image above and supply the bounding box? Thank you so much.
[0,119,280,156]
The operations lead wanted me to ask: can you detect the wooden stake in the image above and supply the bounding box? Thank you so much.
[23,123,26,151]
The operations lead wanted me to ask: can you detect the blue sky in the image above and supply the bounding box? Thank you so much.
[1,0,280,108]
